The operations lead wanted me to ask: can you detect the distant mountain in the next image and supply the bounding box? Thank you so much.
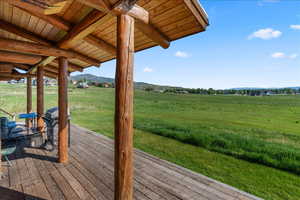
[71,74,114,83]
[70,74,177,90]
[231,87,300,90]
[71,74,300,91]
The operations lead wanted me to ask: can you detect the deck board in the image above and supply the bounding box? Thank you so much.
[0,125,262,200]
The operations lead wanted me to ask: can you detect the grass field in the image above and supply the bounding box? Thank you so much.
[0,84,300,200]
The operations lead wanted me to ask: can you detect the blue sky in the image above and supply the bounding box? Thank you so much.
[74,0,300,89]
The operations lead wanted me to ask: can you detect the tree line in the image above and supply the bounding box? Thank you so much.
[160,87,300,96]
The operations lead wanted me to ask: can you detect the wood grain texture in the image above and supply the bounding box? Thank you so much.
[0,124,261,200]
[0,19,52,46]
[58,57,69,164]
[26,77,32,128]
[115,14,135,200]
[0,50,42,65]
[0,37,75,58]
[58,9,106,49]
[37,65,45,133]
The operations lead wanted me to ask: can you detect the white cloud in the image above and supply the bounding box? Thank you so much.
[271,52,285,58]
[248,28,282,40]
[143,67,153,73]
[290,25,300,30]
[271,52,298,59]
[175,51,190,58]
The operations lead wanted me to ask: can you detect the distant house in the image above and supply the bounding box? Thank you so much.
[77,82,89,89]
[71,80,77,85]
[102,82,111,88]
[266,91,274,96]
[177,90,189,94]
[45,79,57,86]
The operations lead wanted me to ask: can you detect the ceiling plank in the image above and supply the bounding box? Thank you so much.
[3,0,71,31]
[0,20,52,46]
[5,1,116,55]
[0,20,84,72]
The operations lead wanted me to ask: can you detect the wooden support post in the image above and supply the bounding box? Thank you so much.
[58,57,69,164]
[37,66,44,133]
[26,77,32,128]
[115,14,134,200]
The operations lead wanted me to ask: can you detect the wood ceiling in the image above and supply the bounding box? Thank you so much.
[0,0,208,80]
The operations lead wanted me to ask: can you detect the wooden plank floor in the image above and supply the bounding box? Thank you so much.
[0,125,262,200]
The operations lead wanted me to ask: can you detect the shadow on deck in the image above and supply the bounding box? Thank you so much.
[0,125,262,200]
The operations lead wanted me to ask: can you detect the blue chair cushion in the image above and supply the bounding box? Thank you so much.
[19,113,37,119]
[7,121,16,129]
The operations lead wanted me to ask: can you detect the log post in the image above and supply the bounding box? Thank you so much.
[26,77,32,128]
[0,127,1,179]
[37,66,44,133]
[115,14,134,200]
[58,57,69,164]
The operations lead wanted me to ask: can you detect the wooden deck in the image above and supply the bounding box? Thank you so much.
[0,125,262,200]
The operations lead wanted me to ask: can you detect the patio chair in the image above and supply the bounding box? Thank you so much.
[19,112,37,129]
[1,145,16,167]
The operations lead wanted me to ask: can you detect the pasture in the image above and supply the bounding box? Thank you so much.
[0,84,299,200]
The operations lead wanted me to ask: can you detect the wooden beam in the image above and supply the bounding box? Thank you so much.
[5,0,67,15]
[0,72,34,78]
[0,50,42,65]
[0,63,14,73]
[0,37,77,58]
[78,0,169,49]
[44,1,68,15]
[0,20,83,72]
[183,0,209,28]
[115,14,134,200]
[113,1,148,24]
[85,36,116,55]
[4,0,70,31]
[58,10,106,49]
[78,0,148,23]
[13,64,31,71]
[0,37,99,66]
[76,0,112,12]
[44,65,60,74]
[5,2,115,55]
[37,65,45,133]
[58,57,69,164]
[28,56,56,74]
[26,77,32,128]
[0,20,52,46]
[44,70,58,79]
[135,20,170,49]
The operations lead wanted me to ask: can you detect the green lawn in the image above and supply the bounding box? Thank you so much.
[0,84,300,200]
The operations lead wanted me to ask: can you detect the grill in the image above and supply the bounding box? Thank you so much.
[43,107,71,151]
